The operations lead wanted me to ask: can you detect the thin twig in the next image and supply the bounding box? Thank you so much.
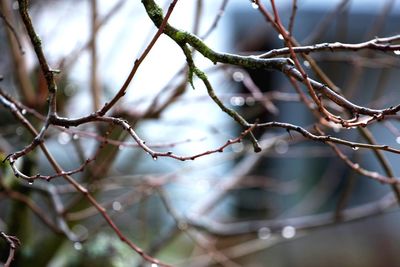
[187,193,396,235]
[302,0,350,44]
[0,0,35,105]
[358,127,400,203]
[315,127,400,185]
[158,188,241,267]
[0,232,20,267]
[90,0,101,111]
[260,35,400,58]
[99,0,179,116]
[0,5,24,53]
[201,0,229,39]
[254,0,342,93]
[288,0,297,36]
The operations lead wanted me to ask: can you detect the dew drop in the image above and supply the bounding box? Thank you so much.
[72,224,89,240]
[394,50,400,55]
[281,225,296,239]
[274,140,289,154]
[258,227,271,240]
[231,142,244,153]
[278,34,284,40]
[251,2,259,9]
[353,163,360,169]
[72,134,79,140]
[230,96,245,106]
[151,264,159,267]
[351,146,359,151]
[73,242,82,251]
[12,1,18,10]
[152,156,158,161]
[21,109,27,115]
[303,60,310,68]
[232,71,244,82]
[28,181,34,185]
[396,136,400,144]
[58,132,71,145]
[16,127,24,136]
[371,172,379,179]
[112,201,122,211]
[64,83,77,97]
[245,97,255,106]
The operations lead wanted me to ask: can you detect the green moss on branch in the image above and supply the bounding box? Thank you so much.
[142,0,266,152]
[141,0,290,70]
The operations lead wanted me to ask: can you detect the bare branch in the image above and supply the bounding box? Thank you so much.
[0,232,20,267]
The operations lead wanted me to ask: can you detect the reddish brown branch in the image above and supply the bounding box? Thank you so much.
[98,0,179,116]
[288,0,297,36]
[0,232,20,267]
[315,127,400,184]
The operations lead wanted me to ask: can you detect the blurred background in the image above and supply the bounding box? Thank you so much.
[1,0,400,266]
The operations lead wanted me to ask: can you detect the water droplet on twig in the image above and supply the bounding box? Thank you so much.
[258,227,271,240]
[73,242,82,250]
[112,201,122,211]
[16,127,24,136]
[371,172,379,179]
[396,136,400,144]
[251,2,259,9]
[58,132,71,145]
[274,140,289,154]
[72,224,88,240]
[12,1,19,10]
[232,71,244,82]
[281,226,296,239]
[231,143,244,153]
[246,97,255,106]
[230,96,245,106]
